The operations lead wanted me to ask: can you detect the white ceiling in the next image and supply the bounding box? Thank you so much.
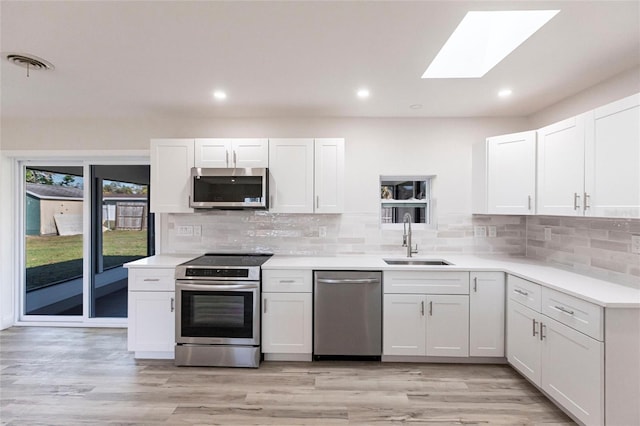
[1,1,639,119]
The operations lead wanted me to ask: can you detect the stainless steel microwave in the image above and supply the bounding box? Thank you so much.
[189,167,268,209]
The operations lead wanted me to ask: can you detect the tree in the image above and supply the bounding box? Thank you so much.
[25,169,53,185]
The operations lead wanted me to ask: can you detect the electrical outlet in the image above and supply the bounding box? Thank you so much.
[177,225,193,236]
[544,227,552,241]
[193,225,202,237]
[488,226,497,238]
[318,226,327,238]
[474,226,487,238]
[632,235,640,254]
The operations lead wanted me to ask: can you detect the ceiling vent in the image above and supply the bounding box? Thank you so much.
[5,53,54,76]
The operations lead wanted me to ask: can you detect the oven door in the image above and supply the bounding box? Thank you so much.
[175,281,259,346]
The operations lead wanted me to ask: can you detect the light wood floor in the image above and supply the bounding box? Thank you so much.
[0,327,574,425]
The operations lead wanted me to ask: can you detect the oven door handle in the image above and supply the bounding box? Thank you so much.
[176,282,258,291]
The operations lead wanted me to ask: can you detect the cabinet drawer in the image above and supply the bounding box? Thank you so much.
[542,288,603,341]
[384,271,469,294]
[263,269,312,293]
[129,268,175,291]
[507,275,541,312]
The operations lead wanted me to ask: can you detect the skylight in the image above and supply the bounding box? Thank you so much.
[422,10,560,79]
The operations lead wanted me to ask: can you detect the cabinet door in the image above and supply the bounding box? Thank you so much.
[128,291,175,354]
[486,131,536,214]
[585,93,640,218]
[194,138,230,168]
[314,138,344,213]
[470,272,505,357]
[232,138,269,168]
[268,138,314,213]
[383,294,425,356]
[541,317,604,426]
[425,295,469,357]
[506,300,541,384]
[150,139,194,213]
[537,114,587,216]
[262,293,312,354]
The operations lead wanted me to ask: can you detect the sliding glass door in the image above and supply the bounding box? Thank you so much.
[24,166,85,316]
[21,162,152,322]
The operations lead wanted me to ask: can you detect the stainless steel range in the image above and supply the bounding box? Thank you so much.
[174,253,272,367]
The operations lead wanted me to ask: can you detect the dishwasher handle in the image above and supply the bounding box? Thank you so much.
[316,278,380,285]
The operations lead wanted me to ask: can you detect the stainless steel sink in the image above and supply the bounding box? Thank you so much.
[383,258,453,266]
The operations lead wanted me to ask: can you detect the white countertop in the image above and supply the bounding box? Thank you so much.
[125,253,640,308]
[124,254,198,268]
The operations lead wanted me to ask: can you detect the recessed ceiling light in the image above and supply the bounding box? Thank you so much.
[498,88,513,98]
[357,89,370,99]
[410,104,423,109]
[422,10,560,79]
[213,90,227,100]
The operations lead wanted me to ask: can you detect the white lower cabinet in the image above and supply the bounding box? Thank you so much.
[383,293,469,357]
[261,269,313,360]
[261,292,312,354]
[469,272,505,357]
[540,317,603,426]
[425,295,469,357]
[127,266,176,359]
[128,291,175,355]
[506,276,604,425]
[383,294,426,356]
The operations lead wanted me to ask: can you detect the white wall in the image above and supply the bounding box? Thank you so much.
[528,66,640,128]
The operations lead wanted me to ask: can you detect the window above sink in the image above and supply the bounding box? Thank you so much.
[380,175,434,229]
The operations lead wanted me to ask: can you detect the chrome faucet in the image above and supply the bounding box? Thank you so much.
[402,212,418,257]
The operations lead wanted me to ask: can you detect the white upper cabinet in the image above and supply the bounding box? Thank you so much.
[486,131,536,214]
[268,138,345,214]
[268,138,315,213]
[537,114,588,216]
[150,139,194,213]
[585,93,640,218]
[314,138,345,213]
[194,138,268,168]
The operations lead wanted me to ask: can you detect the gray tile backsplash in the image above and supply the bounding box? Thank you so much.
[161,212,639,289]
[526,216,640,289]
[162,212,525,257]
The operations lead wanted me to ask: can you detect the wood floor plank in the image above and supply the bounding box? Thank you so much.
[0,327,575,425]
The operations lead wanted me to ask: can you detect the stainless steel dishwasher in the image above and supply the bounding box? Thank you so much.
[313,270,382,358]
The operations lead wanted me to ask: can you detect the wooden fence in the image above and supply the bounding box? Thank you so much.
[115,202,147,230]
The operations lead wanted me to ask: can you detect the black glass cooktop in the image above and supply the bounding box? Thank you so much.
[182,253,273,267]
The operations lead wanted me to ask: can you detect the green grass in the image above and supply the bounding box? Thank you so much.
[26,230,148,268]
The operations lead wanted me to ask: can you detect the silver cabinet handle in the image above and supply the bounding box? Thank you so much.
[514,288,529,296]
[574,192,581,210]
[473,277,478,292]
[233,150,237,167]
[540,323,546,341]
[421,300,424,316]
[143,278,160,282]
[316,196,320,209]
[279,280,295,283]
[555,305,575,316]
[270,195,274,207]
[263,298,267,314]
[584,192,590,210]
[528,195,532,211]
[225,150,229,166]
[170,297,175,313]
[532,318,539,337]
[429,301,433,316]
